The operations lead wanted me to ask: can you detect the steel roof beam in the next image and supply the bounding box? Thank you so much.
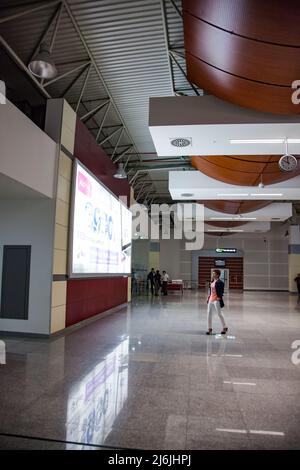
[169,50,200,96]
[63,1,142,162]
[0,0,62,24]
[113,145,133,163]
[44,61,90,88]
[27,2,63,65]
[109,128,124,161]
[75,63,92,113]
[61,61,91,98]
[95,102,112,141]
[80,99,110,123]
[98,126,123,146]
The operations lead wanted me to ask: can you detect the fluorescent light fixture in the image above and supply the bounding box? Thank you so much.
[209,217,256,220]
[216,428,247,434]
[250,193,283,197]
[249,430,285,436]
[223,381,256,386]
[207,229,244,232]
[217,193,249,197]
[230,138,300,144]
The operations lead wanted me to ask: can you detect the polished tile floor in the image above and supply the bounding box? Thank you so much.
[1,290,300,450]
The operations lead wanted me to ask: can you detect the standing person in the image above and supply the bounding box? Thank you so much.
[154,270,162,296]
[206,269,228,335]
[147,268,155,295]
[294,273,300,295]
[162,270,169,295]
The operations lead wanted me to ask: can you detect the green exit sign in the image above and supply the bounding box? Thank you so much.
[216,248,237,253]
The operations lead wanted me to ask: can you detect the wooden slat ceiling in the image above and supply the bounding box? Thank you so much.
[183,0,300,114]
[191,155,300,186]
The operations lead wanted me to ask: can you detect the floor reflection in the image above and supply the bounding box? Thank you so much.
[66,337,129,448]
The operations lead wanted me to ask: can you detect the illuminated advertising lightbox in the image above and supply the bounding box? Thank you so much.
[69,160,132,277]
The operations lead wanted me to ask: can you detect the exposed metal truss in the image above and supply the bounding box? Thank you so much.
[160,0,204,97]
[0,0,152,194]
[0,0,198,204]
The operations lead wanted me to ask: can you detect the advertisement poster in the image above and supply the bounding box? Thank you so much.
[70,160,132,276]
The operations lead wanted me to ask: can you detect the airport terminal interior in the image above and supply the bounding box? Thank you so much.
[1,0,300,451]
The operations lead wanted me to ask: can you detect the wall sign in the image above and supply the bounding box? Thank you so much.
[215,248,237,253]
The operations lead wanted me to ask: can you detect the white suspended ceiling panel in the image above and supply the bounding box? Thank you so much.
[166,203,291,222]
[149,95,300,156]
[204,204,292,222]
[169,171,300,201]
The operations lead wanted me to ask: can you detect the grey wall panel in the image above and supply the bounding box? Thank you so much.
[0,200,55,334]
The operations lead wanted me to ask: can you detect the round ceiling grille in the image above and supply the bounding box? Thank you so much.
[170,137,191,147]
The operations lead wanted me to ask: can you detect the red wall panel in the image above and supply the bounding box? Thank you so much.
[66,277,128,327]
[65,118,130,326]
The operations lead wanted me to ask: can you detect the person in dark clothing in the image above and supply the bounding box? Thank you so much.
[154,270,162,296]
[294,273,300,295]
[147,268,155,295]
[206,269,228,335]
[162,270,169,295]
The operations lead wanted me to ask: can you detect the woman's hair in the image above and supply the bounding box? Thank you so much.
[213,269,221,277]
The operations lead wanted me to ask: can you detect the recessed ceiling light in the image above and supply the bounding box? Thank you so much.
[181,193,194,197]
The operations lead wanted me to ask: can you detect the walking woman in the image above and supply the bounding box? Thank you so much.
[206,269,228,335]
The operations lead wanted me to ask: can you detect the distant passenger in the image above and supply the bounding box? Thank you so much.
[154,270,162,296]
[206,269,228,335]
[295,273,300,295]
[162,270,169,295]
[147,268,155,295]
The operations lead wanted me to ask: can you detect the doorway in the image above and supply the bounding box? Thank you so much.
[198,257,243,289]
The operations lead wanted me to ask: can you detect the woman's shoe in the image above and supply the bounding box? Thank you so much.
[221,327,228,335]
[206,329,213,335]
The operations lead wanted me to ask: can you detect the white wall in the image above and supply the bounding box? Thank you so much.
[160,238,192,281]
[0,99,57,199]
[158,224,289,290]
[0,200,55,334]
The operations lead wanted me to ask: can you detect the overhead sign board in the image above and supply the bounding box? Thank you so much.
[215,248,237,253]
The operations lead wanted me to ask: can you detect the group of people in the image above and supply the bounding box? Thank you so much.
[147,268,169,296]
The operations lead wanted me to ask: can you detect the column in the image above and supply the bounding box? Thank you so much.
[288,225,300,293]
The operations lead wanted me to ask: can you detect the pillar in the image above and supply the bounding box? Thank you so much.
[288,225,300,293]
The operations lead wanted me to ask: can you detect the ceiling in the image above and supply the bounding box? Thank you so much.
[0,173,47,199]
[191,155,300,186]
[0,0,201,204]
[0,0,300,221]
[183,0,300,114]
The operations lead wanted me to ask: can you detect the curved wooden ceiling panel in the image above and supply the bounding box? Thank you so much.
[183,0,300,46]
[191,155,300,186]
[185,50,298,114]
[207,221,249,228]
[200,200,271,214]
[185,15,299,86]
[183,0,300,114]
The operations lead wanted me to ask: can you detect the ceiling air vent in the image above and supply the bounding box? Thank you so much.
[170,137,192,148]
